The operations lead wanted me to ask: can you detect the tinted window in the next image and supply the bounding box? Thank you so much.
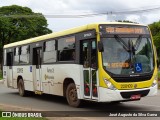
[14,47,19,64]
[21,45,29,54]
[20,45,29,64]
[45,40,55,51]
[43,40,57,63]
[58,36,75,61]
[7,52,13,66]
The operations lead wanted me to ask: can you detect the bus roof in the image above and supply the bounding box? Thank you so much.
[3,22,146,49]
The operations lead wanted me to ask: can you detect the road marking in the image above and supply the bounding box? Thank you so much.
[126,103,160,108]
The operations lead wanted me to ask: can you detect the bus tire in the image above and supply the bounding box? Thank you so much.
[18,79,27,97]
[66,83,81,107]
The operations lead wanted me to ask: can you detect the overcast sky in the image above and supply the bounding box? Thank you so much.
[1,0,160,32]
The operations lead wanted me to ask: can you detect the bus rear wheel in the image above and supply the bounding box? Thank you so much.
[66,83,81,107]
[18,79,26,97]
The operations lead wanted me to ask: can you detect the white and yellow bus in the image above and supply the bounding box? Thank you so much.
[3,22,158,107]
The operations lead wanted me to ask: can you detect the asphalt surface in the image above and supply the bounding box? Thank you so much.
[0,81,160,119]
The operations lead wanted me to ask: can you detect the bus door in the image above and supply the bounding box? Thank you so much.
[33,47,42,91]
[80,40,98,100]
[6,52,13,87]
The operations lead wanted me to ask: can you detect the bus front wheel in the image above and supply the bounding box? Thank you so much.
[18,79,26,97]
[66,83,81,107]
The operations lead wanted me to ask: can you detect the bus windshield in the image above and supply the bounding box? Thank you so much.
[102,35,154,75]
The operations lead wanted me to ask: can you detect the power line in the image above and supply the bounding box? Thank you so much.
[113,6,160,14]
[44,6,160,18]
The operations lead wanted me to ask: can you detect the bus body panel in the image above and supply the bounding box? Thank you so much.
[41,64,83,97]
[98,66,158,90]
[3,66,8,87]
[12,66,33,91]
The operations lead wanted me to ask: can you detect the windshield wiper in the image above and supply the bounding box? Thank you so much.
[134,35,142,51]
[114,35,129,51]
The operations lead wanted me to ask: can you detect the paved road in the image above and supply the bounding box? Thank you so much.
[0,82,160,119]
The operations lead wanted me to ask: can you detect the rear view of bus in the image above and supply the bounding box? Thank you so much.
[98,24,158,102]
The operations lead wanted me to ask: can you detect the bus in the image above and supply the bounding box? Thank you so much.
[3,22,158,107]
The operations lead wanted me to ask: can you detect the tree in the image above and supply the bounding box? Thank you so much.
[0,5,52,66]
[149,21,160,61]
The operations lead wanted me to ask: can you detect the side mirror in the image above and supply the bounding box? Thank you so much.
[98,41,104,52]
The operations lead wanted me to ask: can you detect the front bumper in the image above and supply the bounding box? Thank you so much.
[98,84,157,102]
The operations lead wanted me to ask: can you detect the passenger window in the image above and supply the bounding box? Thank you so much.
[58,36,75,61]
[19,45,30,64]
[43,40,57,63]
[14,47,19,64]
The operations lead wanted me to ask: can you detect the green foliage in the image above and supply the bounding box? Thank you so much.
[0,70,2,80]
[149,22,160,61]
[0,5,52,44]
[158,71,160,89]
[0,5,52,64]
[158,71,160,79]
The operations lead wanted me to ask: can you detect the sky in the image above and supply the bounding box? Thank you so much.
[1,0,160,32]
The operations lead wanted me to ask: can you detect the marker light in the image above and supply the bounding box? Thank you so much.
[104,78,116,90]
[152,75,158,87]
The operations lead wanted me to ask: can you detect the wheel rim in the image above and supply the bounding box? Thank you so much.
[69,88,78,102]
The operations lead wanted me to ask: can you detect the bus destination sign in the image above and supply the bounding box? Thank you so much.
[106,27,148,34]
[101,25,150,35]
[106,27,145,34]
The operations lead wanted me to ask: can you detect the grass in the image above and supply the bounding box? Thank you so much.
[0,70,2,80]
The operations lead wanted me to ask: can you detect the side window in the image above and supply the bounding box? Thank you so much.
[81,41,89,68]
[43,40,57,63]
[58,36,75,61]
[7,52,13,66]
[91,41,97,68]
[14,47,19,64]
[20,45,30,64]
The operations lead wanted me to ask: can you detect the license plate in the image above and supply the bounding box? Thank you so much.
[130,94,141,100]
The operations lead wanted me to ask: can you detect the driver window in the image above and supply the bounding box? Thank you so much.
[82,42,89,68]
[80,40,97,68]
[91,41,97,68]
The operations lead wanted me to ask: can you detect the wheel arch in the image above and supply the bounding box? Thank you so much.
[17,75,23,87]
[63,78,75,97]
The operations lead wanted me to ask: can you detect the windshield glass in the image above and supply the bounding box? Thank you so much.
[102,36,154,75]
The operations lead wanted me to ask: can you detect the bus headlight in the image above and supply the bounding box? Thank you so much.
[152,75,158,87]
[104,78,116,90]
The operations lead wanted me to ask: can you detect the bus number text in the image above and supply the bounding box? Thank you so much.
[121,84,133,89]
